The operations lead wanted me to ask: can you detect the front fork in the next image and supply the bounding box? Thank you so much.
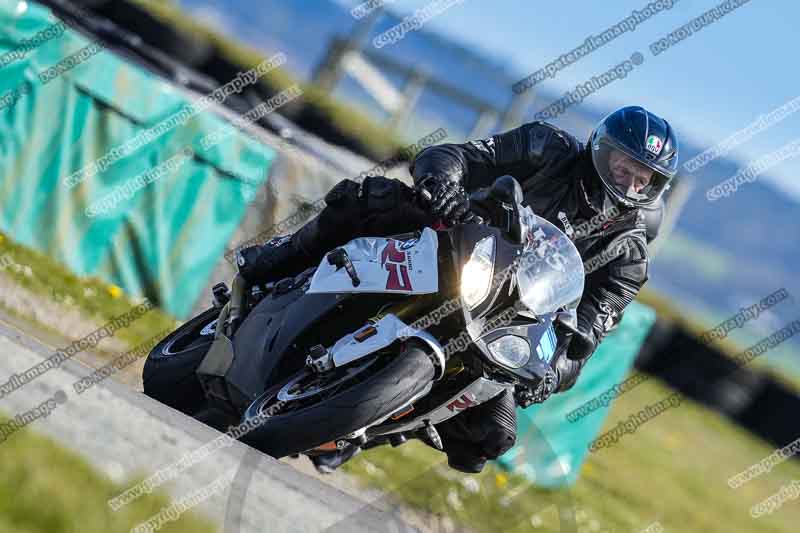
[196,274,257,409]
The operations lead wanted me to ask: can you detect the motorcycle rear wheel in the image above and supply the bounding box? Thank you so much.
[142,307,219,414]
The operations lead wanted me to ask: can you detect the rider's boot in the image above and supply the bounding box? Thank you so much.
[235,213,331,284]
[309,444,362,474]
[235,178,368,284]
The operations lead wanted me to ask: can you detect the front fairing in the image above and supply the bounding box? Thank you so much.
[448,210,584,385]
[449,213,584,338]
[446,222,523,325]
[473,313,560,387]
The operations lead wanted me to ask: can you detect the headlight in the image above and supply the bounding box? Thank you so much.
[461,236,495,309]
[487,335,530,369]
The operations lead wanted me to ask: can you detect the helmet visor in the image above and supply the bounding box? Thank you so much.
[591,140,671,206]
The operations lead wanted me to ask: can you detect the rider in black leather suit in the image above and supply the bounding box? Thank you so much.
[235,106,679,473]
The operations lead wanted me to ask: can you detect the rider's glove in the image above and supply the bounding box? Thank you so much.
[515,369,559,407]
[416,174,480,226]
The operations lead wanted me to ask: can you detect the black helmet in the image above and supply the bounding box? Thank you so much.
[589,106,678,208]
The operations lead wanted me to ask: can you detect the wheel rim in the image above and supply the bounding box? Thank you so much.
[275,358,378,403]
[163,317,218,356]
[199,319,218,337]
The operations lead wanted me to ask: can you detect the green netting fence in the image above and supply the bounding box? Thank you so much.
[497,301,657,487]
[0,0,274,318]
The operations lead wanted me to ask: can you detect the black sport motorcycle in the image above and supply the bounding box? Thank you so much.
[143,176,584,461]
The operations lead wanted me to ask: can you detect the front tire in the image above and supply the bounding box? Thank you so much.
[239,340,437,458]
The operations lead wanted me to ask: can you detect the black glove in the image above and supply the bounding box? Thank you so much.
[566,316,598,360]
[416,174,479,226]
[516,369,559,407]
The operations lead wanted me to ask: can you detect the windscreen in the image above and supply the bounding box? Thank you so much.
[516,210,585,317]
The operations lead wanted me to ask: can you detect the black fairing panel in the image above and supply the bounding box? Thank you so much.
[474,317,555,387]
[225,287,349,409]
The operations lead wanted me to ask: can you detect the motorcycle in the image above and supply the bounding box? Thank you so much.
[142,176,585,461]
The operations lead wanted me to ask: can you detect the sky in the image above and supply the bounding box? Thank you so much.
[334,0,800,201]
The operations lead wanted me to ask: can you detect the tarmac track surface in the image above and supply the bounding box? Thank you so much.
[0,314,419,533]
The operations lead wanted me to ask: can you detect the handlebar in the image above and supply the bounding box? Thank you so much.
[467,175,525,244]
[414,175,525,243]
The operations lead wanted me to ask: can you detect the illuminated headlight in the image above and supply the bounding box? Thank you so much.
[487,335,530,369]
[461,236,495,309]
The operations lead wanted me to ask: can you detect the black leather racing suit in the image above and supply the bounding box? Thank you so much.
[406,121,655,472]
[238,121,657,473]
[410,121,653,378]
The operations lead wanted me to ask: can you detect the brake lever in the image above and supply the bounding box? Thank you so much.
[470,177,525,243]
[327,248,361,287]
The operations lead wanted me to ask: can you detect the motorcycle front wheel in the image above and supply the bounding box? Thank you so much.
[238,340,437,458]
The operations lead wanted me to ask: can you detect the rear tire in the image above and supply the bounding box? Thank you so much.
[143,307,220,414]
[240,341,436,458]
